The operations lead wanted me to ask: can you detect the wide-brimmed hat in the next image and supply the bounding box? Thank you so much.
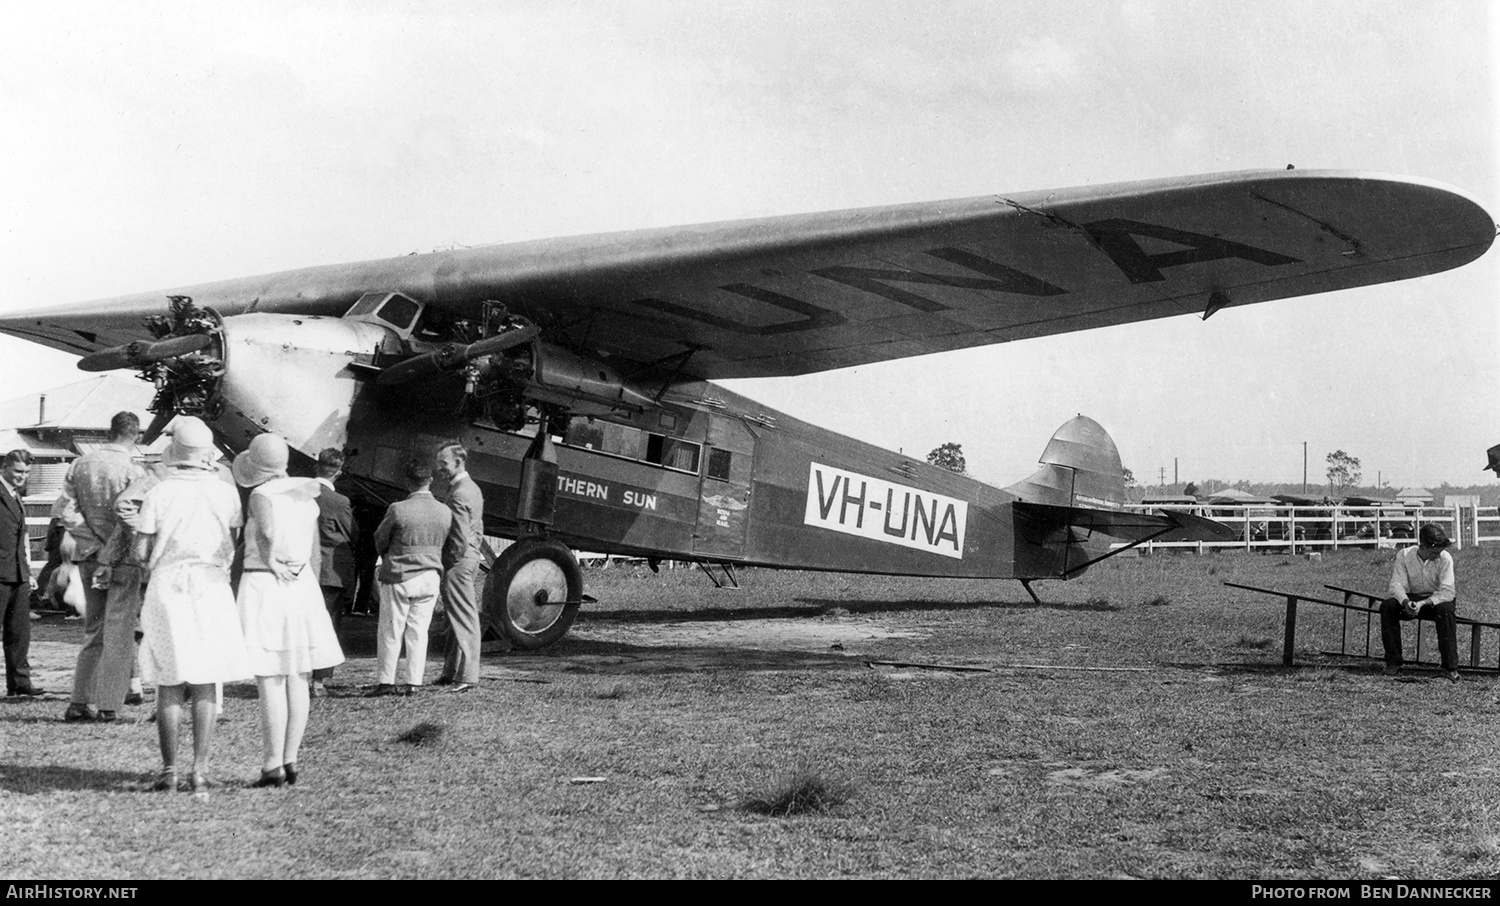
[232,433,290,487]
[163,416,217,471]
[1484,444,1500,474]
[1419,524,1451,549]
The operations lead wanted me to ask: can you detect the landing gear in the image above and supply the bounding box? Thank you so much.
[483,538,583,649]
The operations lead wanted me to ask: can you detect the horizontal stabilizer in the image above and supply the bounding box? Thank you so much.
[1150,508,1241,543]
[1014,501,1174,543]
[1013,501,1236,577]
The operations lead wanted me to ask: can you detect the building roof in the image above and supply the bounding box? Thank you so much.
[0,429,75,459]
[0,375,155,430]
[1394,487,1433,501]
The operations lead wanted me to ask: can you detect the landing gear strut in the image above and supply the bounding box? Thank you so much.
[482,425,582,649]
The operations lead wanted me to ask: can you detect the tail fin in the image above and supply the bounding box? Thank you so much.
[1003,415,1126,509]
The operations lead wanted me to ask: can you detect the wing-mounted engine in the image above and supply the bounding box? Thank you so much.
[373,300,656,432]
[76,295,228,441]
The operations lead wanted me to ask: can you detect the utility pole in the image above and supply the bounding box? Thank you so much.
[1302,442,1307,495]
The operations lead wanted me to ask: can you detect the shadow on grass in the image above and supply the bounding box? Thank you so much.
[514,636,863,674]
[0,763,146,794]
[574,596,1111,625]
[1165,659,1425,678]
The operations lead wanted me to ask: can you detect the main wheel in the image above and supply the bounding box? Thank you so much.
[482,538,583,650]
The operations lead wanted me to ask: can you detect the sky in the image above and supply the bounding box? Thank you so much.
[1,1,1495,490]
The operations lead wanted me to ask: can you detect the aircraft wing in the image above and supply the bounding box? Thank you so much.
[0,169,1492,379]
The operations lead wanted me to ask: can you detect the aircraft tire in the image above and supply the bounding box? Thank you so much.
[483,538,582,650]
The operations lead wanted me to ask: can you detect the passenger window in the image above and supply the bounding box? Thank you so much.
[557,416,700,474]
[707,448,732,481]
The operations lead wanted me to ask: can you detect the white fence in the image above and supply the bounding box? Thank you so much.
[1123,503,1470,553]
[1473,507,1500,546]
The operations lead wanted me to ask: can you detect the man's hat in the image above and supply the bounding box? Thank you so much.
[1419,524,1451,549]
[1484,444,1500,473]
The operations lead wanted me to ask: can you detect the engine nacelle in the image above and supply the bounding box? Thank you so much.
[526,342,656,414]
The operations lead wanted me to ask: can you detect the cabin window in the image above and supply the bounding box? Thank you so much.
[557,416,700,474]
[706,448,732,481]
[649,435,700,473]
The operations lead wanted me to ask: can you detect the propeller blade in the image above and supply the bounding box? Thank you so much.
[377,325,539,386]
[140,409,176,446]
[77,333,213,372]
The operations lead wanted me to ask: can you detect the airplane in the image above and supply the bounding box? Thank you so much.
[0,169,1492,649]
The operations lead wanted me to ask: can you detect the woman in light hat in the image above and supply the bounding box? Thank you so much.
[133,416,248,795]
[233,432,343,788]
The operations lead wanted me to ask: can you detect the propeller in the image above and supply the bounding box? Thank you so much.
[377,324,540,387]
[77,333,214,373]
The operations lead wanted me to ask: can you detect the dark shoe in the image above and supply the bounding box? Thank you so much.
[251,768,286,789]
[124,692,144,706]
[11,685,45,698]
[447,682,475,694]
[96,710,118,722]
[283,763,297,786]
[433,676,455,687]
[1382,664,1401,676]
[398,684,413,697]
[1448,670,1462,683]
[63,703,98,722]
[151,767,178,792]
[365,684,400,698]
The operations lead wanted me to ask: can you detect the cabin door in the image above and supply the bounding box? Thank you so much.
[693,416,755,558]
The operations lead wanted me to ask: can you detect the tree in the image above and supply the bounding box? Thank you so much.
[1326,450,1362,496]
[1183,481,1199,498]
[926,442,967,475]
[1121,466,1136,488]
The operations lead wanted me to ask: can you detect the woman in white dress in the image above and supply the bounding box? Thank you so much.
[133,417,249,794]
[233,433,344,788]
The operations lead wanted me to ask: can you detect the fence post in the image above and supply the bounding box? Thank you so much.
[1282,594,1298,666]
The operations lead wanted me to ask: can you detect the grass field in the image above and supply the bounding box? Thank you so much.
[4,548,1500,879]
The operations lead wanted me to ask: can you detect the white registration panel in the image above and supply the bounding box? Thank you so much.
[804,463,966,559]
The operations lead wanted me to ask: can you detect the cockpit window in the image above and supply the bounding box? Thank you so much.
[342,291,425,339]
[375,295,421,332]
[346,292,386,319]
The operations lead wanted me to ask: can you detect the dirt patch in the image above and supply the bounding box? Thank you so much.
[573,615,925,649]
[1045,766,1167,789]
[529,615,931,675]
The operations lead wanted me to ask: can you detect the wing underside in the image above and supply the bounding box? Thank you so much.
[0,169,1492,379]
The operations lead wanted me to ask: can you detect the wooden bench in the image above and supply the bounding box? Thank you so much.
[1324,584,1500,672]
[1222,581,1500,672]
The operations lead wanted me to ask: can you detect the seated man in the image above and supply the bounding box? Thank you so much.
[1380,524,1459,681]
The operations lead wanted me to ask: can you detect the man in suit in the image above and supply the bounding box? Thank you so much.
[62,412,146,722]
[368,458,458,696]
[0,449,41,697]
[311,448,357,698]
[435,441,484,693]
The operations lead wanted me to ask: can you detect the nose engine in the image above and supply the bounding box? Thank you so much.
[80,295,390,456]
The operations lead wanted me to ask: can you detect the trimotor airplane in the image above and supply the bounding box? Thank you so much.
[0,169,1492,648]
